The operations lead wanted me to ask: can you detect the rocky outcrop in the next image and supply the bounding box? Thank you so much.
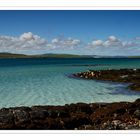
[73,69,140,91]
[0,99,140,129]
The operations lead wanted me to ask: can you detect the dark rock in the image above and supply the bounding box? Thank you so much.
[13,109,31,128]
[134,110,140,119]
[128,84,140,91]
[30,109,49,120]
[0,98,139,129]
[47,110,61,118]
[66,103,93,114]
[43,118,65,130]
[116,108,126,115]
[0,110,14,129]
[57,110,70,118]
[135,98,140,103]
[72,69,140,92]
[64,112,90,129]
[128,108,136,115]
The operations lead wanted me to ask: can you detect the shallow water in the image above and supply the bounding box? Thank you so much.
[0,58,139,108]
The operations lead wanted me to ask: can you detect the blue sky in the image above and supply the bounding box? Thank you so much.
[0,10,140,56]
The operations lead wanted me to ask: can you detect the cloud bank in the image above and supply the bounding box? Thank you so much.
[0,32,47,53]
[88,35,140,56]
[0,32,139,55]
[51,37,81,49]
[89,35,140,48]
[0,32,81,54]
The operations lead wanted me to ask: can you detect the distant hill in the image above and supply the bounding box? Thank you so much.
[128,56,140,58]
[36,53,89,58]
[0,52,138,59]
[0,53,90,58]
[0,53,29,58]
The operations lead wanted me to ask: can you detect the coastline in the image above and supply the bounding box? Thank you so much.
[0,99,140,130]
[73,69,140,91]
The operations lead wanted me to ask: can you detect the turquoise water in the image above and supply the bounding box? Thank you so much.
[0,58,139,108]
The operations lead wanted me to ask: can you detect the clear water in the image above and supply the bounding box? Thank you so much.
[0,58,139,108]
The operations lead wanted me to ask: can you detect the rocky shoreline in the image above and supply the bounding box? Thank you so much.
[0,99,139,130]
[73,69,140,91]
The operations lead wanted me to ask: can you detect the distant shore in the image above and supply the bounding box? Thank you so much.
[0,52,139,59]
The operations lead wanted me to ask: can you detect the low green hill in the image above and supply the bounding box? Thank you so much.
[0,53,89,58]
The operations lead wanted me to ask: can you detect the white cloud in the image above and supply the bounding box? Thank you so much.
[89,35,126,48]
[0,32,140,56]
[51,37,81,49]
[0,32,48,53]
[20,32,35,41]
[0,32,81,54]
[108,36,118,42]
[103,36,122,47]
[91,40,103,46]
[87,35,140,56]
[52,38,59,44]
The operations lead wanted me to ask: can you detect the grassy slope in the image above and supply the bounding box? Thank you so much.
[128,56,140,58]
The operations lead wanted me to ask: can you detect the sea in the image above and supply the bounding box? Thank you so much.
[0,58,139,108]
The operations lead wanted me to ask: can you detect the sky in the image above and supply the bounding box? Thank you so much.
[0,10,140,56]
